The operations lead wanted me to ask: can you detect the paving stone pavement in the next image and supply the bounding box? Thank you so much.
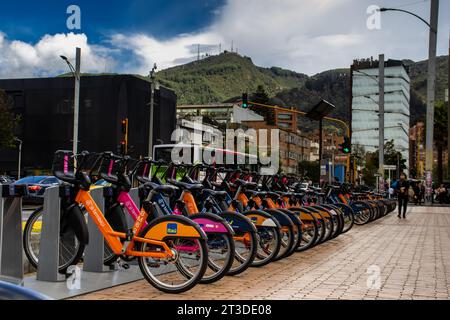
[73,206,450,300]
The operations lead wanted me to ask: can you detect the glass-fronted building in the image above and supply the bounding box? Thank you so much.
[351,58,410,169]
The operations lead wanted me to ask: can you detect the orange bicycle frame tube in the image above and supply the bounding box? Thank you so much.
[75,190,173,259]
[182,191,199,214]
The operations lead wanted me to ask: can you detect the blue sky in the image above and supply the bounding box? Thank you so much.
[0,0,224,42]
[0,0,449,78]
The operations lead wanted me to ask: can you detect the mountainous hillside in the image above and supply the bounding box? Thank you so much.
[404,55,449,103]
[157,52,307,104]
[157,52,448,127]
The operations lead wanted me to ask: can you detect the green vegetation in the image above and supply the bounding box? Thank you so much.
[363,140,408,186]
[157,52,448,131]
[434,100,448,184]
[157,52,307,105]
[0,89,20,149]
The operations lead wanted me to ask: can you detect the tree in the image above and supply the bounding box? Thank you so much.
[252,85,269,104]
[250,85,275,124]
[363,140,407,185]
[434,100,448,184]
[298,160,319,182]
[0,89,20,149]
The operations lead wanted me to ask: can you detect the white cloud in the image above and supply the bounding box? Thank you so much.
[109,31,220,74]
[0,32,114,78]
[1,0,449,78]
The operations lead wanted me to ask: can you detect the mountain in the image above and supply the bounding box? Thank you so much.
[157,52,308,104]
[404,55,449,103]
[157,52,448,127]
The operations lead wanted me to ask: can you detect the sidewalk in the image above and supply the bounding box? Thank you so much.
[73,206,450,300]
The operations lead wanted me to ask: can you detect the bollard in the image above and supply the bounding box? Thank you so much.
[83,186,118,272]
[36,186,66,282]
[0,184,27,285]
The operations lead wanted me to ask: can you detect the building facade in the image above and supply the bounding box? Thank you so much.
[0,75,177,174]
[351,58,410,170]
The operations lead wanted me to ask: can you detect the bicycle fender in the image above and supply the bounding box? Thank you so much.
[143,215,207,241]
[264,209,294,227]
[66,204,89,245]
[218,211,257,233]
[241,210,280,228]
[189,212,234,235]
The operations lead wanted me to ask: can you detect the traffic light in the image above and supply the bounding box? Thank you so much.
[340,137,351,154]
[121,118,128,135]
[242,93,248,108]
[120,118,128,154]
[118,140,126,155]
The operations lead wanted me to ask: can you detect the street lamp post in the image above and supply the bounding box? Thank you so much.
[148,63,158,158]
[13,138,22,180]
[380,0,439,202]
[378,54,385,192]
[60,47,81,155]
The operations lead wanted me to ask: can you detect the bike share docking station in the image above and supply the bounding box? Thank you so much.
[23,185,145,299]
[0,183,28,285]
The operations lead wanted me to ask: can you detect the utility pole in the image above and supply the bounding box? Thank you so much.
[447,33,450,179]
[73,47,81,155]
[378,54,385,192]
[13,138,22,180]
[331,133,335,181]
[148,63,157,158]
[425,0,439,201]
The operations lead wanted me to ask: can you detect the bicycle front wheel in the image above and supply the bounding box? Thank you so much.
[23,206,85,274]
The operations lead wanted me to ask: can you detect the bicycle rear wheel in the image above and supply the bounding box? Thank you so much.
[137,219,208,294]
[243,210,282,267]
[23,206,85,274]
[219,211,257,276]
[290,208,318,251]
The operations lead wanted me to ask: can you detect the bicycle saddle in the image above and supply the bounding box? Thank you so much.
[143,181,178,197]
[233,179,257,189]
[202,189,228,198]
[167,179,203,192]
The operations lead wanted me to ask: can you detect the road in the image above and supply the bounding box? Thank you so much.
[72,205,450,300]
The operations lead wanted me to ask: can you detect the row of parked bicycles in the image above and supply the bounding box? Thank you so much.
[23,150,396,293]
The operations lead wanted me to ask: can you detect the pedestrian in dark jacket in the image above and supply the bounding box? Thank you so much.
[413,182,420,205]
[396,172,409,218]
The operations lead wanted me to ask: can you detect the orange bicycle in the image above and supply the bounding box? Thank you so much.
[51,150,209,293]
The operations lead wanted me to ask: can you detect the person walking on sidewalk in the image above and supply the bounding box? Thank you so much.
[396,172,409,218]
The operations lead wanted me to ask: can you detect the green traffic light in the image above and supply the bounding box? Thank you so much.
[242,103,247,108]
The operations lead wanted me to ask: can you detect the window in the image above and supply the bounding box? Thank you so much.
[278,113,293,120]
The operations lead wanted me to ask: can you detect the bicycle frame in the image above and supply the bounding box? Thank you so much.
[75,189,200,259]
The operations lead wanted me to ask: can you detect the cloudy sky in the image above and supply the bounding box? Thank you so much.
[0,0,449,78]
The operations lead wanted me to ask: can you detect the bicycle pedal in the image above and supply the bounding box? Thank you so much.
[148,262,161,268]
[121,263,130,270]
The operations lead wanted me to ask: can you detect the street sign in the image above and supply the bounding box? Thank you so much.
[384,165,397,170]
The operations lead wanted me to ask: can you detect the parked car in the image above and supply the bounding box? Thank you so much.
[13,176,62,205]
[0,281,50,300]
[0,176,15,184]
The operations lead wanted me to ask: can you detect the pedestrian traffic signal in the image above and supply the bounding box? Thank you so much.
[340,137,351,154]
[120,118,128,155]
[121,118,128,135]
[118,140,126,155]
[242,93,248,108]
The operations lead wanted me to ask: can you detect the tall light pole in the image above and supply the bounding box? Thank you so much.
[148,63,157,158]
[60,47,81,155]
[13,138,22,180]
[378,54,385,192]
[380,0,439,201]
